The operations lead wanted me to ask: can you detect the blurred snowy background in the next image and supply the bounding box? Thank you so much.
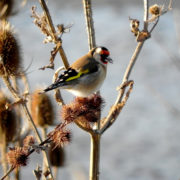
[1,0,180,179]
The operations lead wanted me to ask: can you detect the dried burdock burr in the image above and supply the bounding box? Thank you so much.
[6,147,29,168]
[49,143,65,167]
[0,0,14,19]
[31,90,54,127]
[0,91,17,143]
[0,21,21,77]
[149,4,161,16]
[61,94,105,124]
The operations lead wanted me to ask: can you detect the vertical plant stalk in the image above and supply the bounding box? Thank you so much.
[53,167,58,180]
[143,0,149,31]
[83,0,96,50]
[1,134,9,180]
[83,0,100,179]
[11,76,21,180]
[38,0,69,69]
[89,133,101,180]
[41,127,49,180]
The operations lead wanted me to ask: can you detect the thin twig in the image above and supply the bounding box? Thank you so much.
[143,0,149,31]
[100,0,150,134]
[0,166,14,180]
[149,16,159,34]
[38,0,69,69]
[100,0,173,134]
[100,80,134,134]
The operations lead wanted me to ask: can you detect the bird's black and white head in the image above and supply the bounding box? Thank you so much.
[91,46,113,66]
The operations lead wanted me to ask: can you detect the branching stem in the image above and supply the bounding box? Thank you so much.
[38,0,69,69]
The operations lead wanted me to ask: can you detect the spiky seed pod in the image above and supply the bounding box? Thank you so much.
[49,143,65,167]
[48,123,71,148]
[31,90,54,127]
[0,0,14,19]
[149,4,160,16]
[0,21,21,77]
[61,94,105,123]
[6,147,29,168]
[0,91,17,143]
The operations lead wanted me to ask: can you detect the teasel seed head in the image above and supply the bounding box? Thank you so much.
[0,91,17,143]
[49,143,65,167]
[0,0,14,20]
[6,147,29,168]
[61,94,105,123]
[48,123,71,148]
[0,21,21,77]
[31,90,54,127]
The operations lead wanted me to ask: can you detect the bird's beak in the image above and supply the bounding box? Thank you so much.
[106,57,113,63]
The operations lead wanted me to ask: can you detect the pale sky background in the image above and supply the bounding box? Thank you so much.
[1,0,180,179]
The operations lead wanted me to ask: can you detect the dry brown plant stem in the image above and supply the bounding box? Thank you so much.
[1,134,9,180]
[0,166,14,180]
[38,0,69,69]
[100,42,144,134]
[2,75,54,180]
[83,0,96,50]
[100,0,150,134]
[53,167,58,180]
[2,76,41,140]
[11,76,21,180]
[41,127,48,179]
[82,1,100,179]
[89,133,100,180]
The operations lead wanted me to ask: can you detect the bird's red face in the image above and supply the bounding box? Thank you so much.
[96,47,113,65]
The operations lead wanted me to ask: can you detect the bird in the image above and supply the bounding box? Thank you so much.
[43,46,112,97]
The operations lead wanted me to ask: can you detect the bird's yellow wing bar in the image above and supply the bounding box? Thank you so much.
[65,69,89,82]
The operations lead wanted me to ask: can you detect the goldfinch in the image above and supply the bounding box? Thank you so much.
[43,46,112,97]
